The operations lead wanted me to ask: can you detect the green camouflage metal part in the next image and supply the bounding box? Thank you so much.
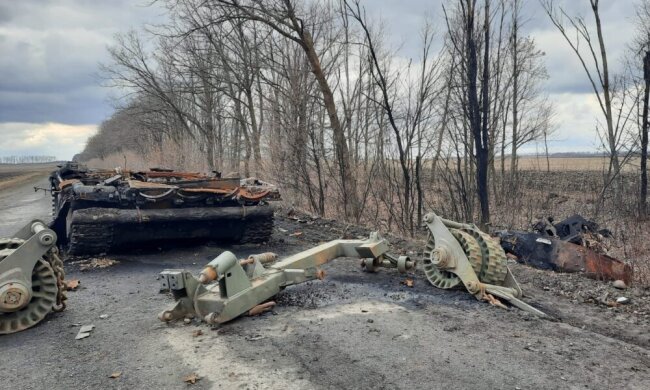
[0,220,66,334]
[158,232,415,325]
[422,211,547,317]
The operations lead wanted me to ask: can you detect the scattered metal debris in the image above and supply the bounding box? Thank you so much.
[159,214,547,326]
[183,373,200,384]
[616,297,630,305]
[401,278,414,287]
[79,258,119,270]
[248,301,276,316]
[66,279,80,290]
[75,324,95,340]
[534,214,611,244]
[498,231,632,284]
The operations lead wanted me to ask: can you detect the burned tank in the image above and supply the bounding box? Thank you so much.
[49,162,280,255]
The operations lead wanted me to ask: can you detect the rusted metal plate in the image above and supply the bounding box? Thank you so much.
[555,241,632,285]
[127,179,176,189]
[499,231,633,284]
[57,179,80,190]
[238,189,271,201]
[175,178,240,190]
[180,187,237,195]
[136,171,205,180]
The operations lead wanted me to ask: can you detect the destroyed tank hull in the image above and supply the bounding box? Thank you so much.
[65,205,274,255]
[50,162,280,255]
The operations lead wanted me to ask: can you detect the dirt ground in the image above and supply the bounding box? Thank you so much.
[1,172,650,389]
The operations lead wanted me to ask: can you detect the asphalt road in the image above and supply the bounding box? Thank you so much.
[1,174,649,389]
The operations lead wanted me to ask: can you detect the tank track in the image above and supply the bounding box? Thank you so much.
[66,209,274,254]
[67,223,114,256]
[240,210,274,244]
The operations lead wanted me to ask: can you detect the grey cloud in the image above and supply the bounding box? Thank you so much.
[0,4,12,24]
[0,0,642,154]
[0,0,165,125]
[0,86,111,124]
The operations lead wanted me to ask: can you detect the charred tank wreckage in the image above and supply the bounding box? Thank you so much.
[49,162,280,255]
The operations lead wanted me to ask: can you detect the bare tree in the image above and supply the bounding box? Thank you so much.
[344,0,442,234]
[210,0,362,220]
[443,0,492,226]
[541,0,625,183]
[632,0,650,215]
[509,0,551,176]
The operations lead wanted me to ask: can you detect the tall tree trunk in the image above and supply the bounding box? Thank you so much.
[640,51,650,216]
[416,155,423,228]
[592,0,620,176]
[300,29,359,220]
[245,88,262,174]
[466,0,491,226]
[510,0,519,180]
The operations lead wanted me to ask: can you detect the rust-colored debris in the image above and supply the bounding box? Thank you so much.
[79,258,120,270]
[65,279,80,290]
[183,373,200,384]
[499,231,632,284]
[248,301,276,316]
[555,241,631,284]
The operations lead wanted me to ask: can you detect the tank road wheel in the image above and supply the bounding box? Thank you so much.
[460,228,508,285]
[0,239,59,334]
[422,232,461,289]
[423,228,506,289]
[450,229,485,276]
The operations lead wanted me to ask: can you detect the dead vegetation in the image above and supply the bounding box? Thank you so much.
[78,0,650,286]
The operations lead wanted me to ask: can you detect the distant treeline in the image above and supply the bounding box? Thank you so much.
[0,156,57,164]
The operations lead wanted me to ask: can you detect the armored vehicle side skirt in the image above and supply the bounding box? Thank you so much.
[67,205,274,255]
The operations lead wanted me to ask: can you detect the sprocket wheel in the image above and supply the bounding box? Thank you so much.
[0,238,59,335]
[422,232,461,289]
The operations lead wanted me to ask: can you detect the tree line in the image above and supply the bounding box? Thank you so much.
[82,0,650,234]
[1,156,57,164]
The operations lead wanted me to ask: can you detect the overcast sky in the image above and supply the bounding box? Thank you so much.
[0,0,641,160]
